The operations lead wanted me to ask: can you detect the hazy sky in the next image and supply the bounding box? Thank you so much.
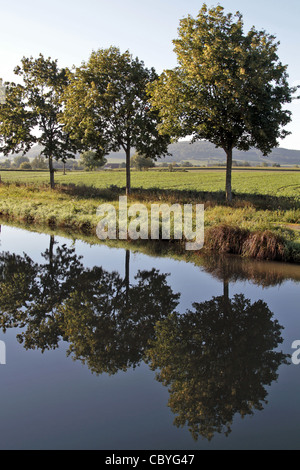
[1,0,299,149]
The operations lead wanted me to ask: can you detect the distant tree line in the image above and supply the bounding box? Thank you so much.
[0,154,83,170]
[0,154,48,170]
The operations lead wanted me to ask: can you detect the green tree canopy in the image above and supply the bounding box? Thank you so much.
[13,155,30,168]
[31,154,48,169]
[130,152,155,171]
[19,161,32,170]
[0,159,11,168]
[80,150,107,171]
[61,46,170,194]
[148,4,299,201]
[0,54,81,188]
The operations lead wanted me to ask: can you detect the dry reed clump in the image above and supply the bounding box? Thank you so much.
[205,224,250,255]
[205,225,286,261]
[242,230,286,261]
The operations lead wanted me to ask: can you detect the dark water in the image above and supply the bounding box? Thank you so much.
[0,223,299,450]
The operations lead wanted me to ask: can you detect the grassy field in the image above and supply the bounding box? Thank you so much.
[1,168,300,200]
[0,168,299,262]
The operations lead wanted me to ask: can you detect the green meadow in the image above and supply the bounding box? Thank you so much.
[1,168,300,200]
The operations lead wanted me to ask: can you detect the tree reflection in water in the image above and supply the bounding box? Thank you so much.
[0,238,180,374]
[0,235,84,350]
[146,275,289,441]
[0,236,290,441]
[60,249,180,374]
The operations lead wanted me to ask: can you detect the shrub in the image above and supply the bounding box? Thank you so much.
[20,162,32,170]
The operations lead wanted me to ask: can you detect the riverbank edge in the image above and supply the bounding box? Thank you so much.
[0,198,299,264]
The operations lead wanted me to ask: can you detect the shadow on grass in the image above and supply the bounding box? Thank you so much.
[2,180,299,211]
[57,183,299,211]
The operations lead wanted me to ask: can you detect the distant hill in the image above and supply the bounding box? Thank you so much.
[2,140,300,166]
[107,140,300,166]
[165,141,300,166]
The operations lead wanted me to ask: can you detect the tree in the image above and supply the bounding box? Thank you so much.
[0,236,84,351]
[0,54,81,188]
[148,4,299,201]
[0,240,180,375]
[13,155,29,168]
[146,292,288,441]
[60,262,180,375]
[20,161,32,170]
[61,47,170,195]
[0,158,11,168]
[130,152,155,171]
[80,150,107,171]
[31,154,48,169]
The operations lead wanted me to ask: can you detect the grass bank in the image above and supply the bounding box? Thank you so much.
[2,217,300,286]
[0,177,299,263]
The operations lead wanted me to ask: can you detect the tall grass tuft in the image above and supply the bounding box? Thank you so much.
[205,225,250,255]
[205,225,286,261]
[242,231,286,261]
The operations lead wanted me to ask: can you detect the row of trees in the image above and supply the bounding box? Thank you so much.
[0,49,170,192]
[0,152,107,171]
[0,4,298,200]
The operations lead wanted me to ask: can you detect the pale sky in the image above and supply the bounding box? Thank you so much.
[0,0,299,150]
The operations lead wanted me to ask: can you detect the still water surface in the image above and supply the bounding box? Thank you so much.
[0,223,299,450]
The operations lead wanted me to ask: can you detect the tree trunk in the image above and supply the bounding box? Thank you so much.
[126,148,131,196]
[49,235,55,281]
[125,249,130,306]
[49,156,55,189]
[225,148,233,203]
[223,279,230,324]
[49,235,54,264]
[223,279,229,301]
